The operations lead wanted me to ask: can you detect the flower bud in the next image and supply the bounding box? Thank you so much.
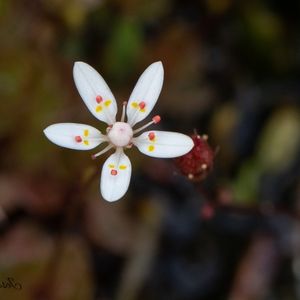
[175,133,215,181]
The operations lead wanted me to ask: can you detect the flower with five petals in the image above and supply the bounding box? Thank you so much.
[44,61,194,202]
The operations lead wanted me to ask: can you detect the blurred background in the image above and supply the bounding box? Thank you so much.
[0,0,300,299]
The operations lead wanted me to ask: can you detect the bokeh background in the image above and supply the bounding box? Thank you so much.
[1,0,300,299]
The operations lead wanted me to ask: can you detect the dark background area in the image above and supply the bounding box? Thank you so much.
[0,0,300,299]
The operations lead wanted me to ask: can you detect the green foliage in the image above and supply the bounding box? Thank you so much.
[104,18,143,82]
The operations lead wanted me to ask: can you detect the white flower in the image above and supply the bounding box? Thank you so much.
[44,61,194,202]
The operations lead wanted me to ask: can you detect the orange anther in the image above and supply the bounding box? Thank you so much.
[152,115,161,124]
[139,101,146,109]
[111,169,118,176]
[96,95,103,103]
[75,136,82,143]
[148,132,155,141]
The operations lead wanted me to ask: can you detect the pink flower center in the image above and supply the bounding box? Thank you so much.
[107,122,133,147]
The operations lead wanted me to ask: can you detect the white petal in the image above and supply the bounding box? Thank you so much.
[73,62,118,125]
[100,149,132,202]
[133,131,194,158]
[126,61,164,126]
[44,123,106,150]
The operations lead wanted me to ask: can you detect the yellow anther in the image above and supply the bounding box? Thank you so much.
[83,140,89,146]
[96,105,102,112]
[131,102,138,109]
[104,100,112,107]
[108,164,115,169]
[140,108,146,113]
[84,129,89,137]
[148,145,155,152]
[119,165,127,170]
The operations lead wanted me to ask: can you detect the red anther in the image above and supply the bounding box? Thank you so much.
[148,132,155,141]
[139,101,146,109]
[152,115,161,124]
[75,136,82,143]
[96,95,103,103]
[91,154,96,160]
[111,169,118,176]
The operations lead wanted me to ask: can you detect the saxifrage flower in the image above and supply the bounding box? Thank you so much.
[44,61,193,202]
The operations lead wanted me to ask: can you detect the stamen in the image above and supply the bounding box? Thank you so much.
[133,115,161,134]
[75,136,82,143]
[91,144,113,160]
[96,95,103,103]
[111,169,118,176]
[152,115,161,124]
[121,101,127,122]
